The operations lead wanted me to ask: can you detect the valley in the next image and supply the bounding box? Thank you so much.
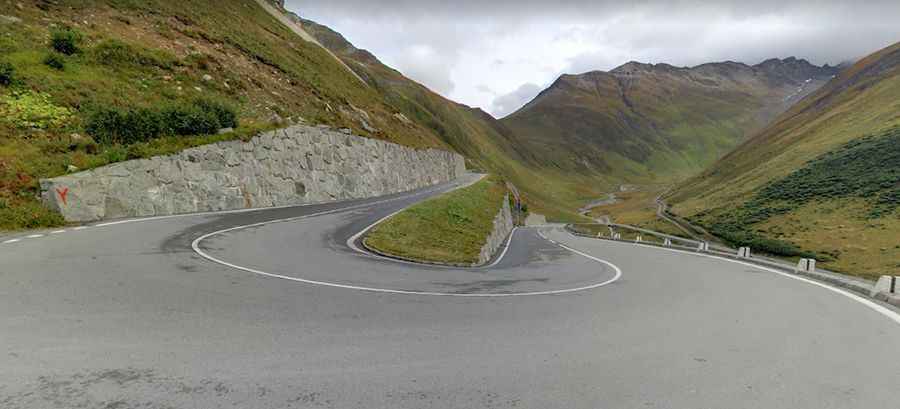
[1,0,898,285]
[3,2,900,408]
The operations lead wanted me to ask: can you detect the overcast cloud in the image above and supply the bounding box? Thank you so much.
[288,0,900,118]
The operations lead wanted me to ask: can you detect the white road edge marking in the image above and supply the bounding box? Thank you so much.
[192,192,623,297]
[50,230,66,234]
[26,234,44,239]
[558,229,900,326]
[3,238,21,244]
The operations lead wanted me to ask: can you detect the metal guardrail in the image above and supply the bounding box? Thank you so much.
[563,223,884,303]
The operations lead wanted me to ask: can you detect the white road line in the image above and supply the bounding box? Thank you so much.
[192,190,622,297]
[73,226,88,230]
[26,234,44,239]
[195,226,621,297]
[50,230,66,234]
[557,229,900,326]
[484,226,516,268]
[2,239,21,244]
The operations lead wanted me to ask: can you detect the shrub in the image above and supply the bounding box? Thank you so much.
[194,98,237,128]
[85,98,238,144]
[84,107,162,145]
[92,39,176,68]
[43,53,66,70]
[50,28,82,55]
[160,104,219,136]
[0,62,14,86]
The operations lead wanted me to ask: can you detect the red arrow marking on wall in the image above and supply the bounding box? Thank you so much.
[56,187,69,206]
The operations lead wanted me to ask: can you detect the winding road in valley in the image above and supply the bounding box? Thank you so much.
[2,175,899,408]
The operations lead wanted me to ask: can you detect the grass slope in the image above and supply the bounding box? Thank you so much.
[297,16,604,222]
[501,60,837,184]
[0,0,449,230]
[668,41,900,278]
[365,176,507,265]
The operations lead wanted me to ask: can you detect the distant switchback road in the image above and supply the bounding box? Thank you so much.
[2,174,899,408]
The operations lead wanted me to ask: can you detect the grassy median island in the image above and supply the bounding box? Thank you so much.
[365,176,508,265]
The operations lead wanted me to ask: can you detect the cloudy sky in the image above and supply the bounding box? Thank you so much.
[287,0,900,118]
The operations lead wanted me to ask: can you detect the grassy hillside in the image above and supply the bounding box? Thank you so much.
[668,41,900,278]
[296,15,603,221]
[365,176,507,265]
[502,60,838,184]
[0,0,452,230]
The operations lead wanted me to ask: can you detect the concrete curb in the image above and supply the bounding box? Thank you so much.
[872,276,900,308]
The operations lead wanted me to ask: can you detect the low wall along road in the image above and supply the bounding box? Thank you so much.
[478,193,514,265]
[40,125,466,222]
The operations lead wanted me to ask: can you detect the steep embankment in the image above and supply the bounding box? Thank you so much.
[668,41,900,278]
[0,0,454,229]
[502,59,838,183]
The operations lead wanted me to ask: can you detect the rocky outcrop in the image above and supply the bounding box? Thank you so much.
[40,125,466,222]
[478,194,514,264]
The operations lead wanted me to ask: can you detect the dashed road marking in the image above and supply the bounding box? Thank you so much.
[26,234,44,239]
[3,239,22,244]
[50,230,66,234]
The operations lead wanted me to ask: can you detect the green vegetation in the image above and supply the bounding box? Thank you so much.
[669,42,900,277]
[365,177,507,265]
[42,53,66,71]
[297,16,602,222]
[0,62,15,86]
[0,90,74,130]
[50,28,82,56]
[85,98,238,145]
[91,39,176,69]
[699,128,900,259]
[752,128,900,219]
[500,62,835,185]
[0,0,451,231]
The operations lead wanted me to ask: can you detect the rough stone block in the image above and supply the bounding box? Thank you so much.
[39,124,465,222]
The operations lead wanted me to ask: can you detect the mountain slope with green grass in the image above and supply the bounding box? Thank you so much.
[668,41,900,278]
[294,14,605,221]
[0,0,454,230]
[501,59,838,183]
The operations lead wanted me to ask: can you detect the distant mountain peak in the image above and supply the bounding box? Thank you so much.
[611,61,653,72]
[610,61,684,74]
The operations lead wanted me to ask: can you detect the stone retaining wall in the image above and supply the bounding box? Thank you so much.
[478,193,514,264]
[40,125,466,222]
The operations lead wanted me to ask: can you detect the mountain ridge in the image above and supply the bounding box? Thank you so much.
[668,41,900,277]
[501,56,840,183]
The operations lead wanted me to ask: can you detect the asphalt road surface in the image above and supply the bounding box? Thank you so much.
[2,175,899,408]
